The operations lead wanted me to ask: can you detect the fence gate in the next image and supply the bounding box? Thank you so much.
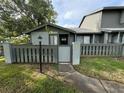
[58,46,71,63]
[11,45,58,64]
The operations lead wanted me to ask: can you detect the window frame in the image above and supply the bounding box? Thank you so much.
[49,34,58,45]
[59,34,69,45]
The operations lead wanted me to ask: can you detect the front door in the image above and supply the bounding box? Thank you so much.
[58,34,71,63]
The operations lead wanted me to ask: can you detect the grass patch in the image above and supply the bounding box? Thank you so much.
[74,57,124,83]
[0,57,80,93]
[0,56,5,63]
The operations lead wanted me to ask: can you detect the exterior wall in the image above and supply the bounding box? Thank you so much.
[76,36,84,44]
[69,34,75,44]
[76,35,91,44]
[48,26,75,45]
[31,31,49,45]
[80,11,102,32]
[104,32,109,44]
[30,26,75,45]
[95,34,104,43]
[103,32,124,44]
[101,10,124,28]
[76,34,104,44]
[111,33,118,43]
[120,10,124,24]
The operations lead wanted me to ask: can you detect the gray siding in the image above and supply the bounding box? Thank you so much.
[76,35,91,44]
[76,36,84,44]
[30,25,75,45]
[80,11,102,32]
[31,31,49,45]
[70,34,75,44]
[120,10,124,23]
[101,10,124,28]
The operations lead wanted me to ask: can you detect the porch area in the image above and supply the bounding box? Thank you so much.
[76,31,124,44]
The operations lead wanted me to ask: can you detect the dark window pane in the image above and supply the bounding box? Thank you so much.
[59,34,68,45]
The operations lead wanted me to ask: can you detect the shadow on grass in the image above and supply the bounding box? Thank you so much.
[0,63,79,93]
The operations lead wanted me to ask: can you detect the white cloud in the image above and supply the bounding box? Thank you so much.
[64,10,83,20]
[64,11,73,19]
[63,24,77,28]
[64,11,76,19]
[52,0,121,27]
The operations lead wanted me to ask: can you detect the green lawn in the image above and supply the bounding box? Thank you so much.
[74,57,124,83]
[0,57,80,93]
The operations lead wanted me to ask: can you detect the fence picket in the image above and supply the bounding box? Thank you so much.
[37,48,39,63]
[20,48,24,63]
[81,44,122,57]
[34,48,37,63]
[89,45,91,56]
[96,45,98,55]
[11,45,58,64]
[17,48,19,62]
[14,48,17,62]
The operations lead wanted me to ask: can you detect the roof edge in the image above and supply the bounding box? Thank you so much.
[24,23,76,34]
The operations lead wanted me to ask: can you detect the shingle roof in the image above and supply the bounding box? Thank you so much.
[69,28,101,34]
[24,23,102,34]
[24,23,76,34]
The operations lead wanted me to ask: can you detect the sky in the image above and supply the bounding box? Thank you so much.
[52,0,124,27]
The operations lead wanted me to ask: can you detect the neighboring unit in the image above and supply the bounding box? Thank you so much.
[4,6,124,65]
[78,6,124,44]
[25,6,124,45]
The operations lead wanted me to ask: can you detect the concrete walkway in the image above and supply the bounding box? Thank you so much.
[59,64,124,93]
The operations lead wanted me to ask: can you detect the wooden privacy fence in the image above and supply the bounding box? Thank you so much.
[11,45,58,64]
[81,44,123,57]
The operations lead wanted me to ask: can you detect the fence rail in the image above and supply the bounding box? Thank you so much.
[11,45,58,64]
[81,44,123,57]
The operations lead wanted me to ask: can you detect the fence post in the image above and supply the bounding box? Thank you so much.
[3,43,12,64]
[122,44,124,57]
[72,42,81,65]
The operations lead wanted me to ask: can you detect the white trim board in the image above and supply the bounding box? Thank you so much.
[101,28,124,32]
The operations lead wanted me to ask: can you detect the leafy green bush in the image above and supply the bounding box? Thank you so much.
[9,35,30,45]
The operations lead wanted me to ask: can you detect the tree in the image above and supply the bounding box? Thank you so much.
[0,0,57,39]
[9,35,30,45]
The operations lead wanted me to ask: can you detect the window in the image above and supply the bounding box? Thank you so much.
[83,36,90,44]
[77,36,84,44]
[59,34,68,45]
[120,33,124,43]
[111,33,118,43]
[93,34,104,44]
[120,10,124,24]
[49,35,57,45]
